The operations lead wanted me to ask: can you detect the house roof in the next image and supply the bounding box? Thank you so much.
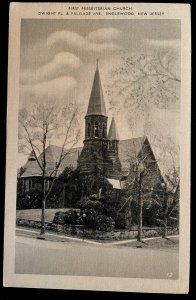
[20,137,146,178]
[108,117,119,140]
[86,63,107,117]
[21,145,82,178]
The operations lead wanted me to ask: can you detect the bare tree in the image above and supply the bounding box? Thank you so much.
[106,51,180,116]
[150,150,180,238]
[106,50,180,241]
[18,102,80,237]
[119,136,160,242]
[122,139,179,242]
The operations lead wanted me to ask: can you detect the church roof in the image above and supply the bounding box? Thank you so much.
[86,62,107,116]
[108,117,119,140]
[20,137,147,178]
[118,137,147,172]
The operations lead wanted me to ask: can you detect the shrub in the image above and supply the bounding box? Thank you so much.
[94,214,115,232]
[53,212,66,225]
[64,210,79,225]
[143,229,159,238]
[113,213,126,229]
[77,208,99,228]
[16,190,42,209]
[77,197,103,211]
[89,194,105,201]
[77,208,115,232]
[102,202,116,217]
[53,210,79,225]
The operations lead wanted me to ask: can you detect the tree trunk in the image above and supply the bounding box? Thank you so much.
[62,184,66,207]
[40,172,46,235]
[162,190,168,238]
[137,197,143,241]
[137,175,143,242]
[40,132,46,237]
[162,217,168,238]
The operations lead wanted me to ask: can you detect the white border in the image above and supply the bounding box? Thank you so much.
[3,2,191,293]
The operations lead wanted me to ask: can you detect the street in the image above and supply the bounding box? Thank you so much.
[15,234,179,279]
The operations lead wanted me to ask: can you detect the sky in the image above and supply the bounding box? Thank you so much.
[18,19,181,168]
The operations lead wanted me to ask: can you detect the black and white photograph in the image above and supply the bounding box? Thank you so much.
[3,2,191,294]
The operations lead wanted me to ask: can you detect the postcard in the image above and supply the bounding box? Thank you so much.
[4,2,191,294]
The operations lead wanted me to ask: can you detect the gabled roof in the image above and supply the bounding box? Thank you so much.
[108,117,119,140]
[86,63,107,116]
[118,137,146,172]
[21,145,82,178]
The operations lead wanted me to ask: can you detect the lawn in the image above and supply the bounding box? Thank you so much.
[16,209,179,245]
[116,236,179,250]
[16,208,78,223]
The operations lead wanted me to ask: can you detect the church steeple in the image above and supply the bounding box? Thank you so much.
[108,117,119,140]
[78,61,121,178]
[86,60,107,117]
[84,61,108,140]
[106,117,121,177]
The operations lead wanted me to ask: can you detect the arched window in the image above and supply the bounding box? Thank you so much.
[102,123,106,138]
[87,123,91,138]
[94,122,99,137]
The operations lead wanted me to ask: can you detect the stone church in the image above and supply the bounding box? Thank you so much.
[19,62,163,197]
[77,62,121,179]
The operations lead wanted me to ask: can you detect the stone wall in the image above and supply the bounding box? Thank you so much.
[16,218,84,235]
[16,218,179,240]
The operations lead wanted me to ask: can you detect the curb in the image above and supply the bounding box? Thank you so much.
[16,228,102,245]
[103,235,179,245]
[16,227,179,246]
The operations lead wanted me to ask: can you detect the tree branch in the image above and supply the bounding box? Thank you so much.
[22,123,43,171]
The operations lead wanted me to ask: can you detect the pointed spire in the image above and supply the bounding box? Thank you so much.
[108,117,119,140]
[86,61,107,116]
[28,150,36,161]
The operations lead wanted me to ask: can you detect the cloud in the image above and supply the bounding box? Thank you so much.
[87,27,121,43]
[20,76,77,103]
[47,28,122,52]
[145,39,181,49]
[21,52,81,85]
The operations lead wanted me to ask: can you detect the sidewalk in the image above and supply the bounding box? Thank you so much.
[16,227,101,245]
[16,227,179,247]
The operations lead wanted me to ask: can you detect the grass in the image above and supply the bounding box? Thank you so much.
[16,209,179,248]
[16,208,78,223]
[116,236,179,249]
